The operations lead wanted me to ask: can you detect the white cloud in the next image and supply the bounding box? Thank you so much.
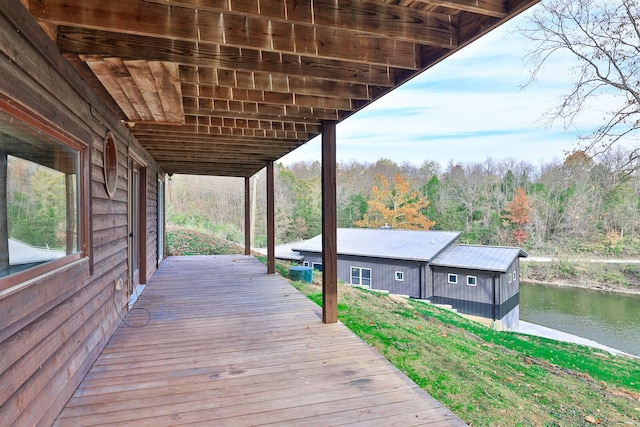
[280,7,631,168]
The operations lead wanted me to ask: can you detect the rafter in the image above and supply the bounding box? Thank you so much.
[411,0,508,18]
[31,0,458,50]
[179,66,373,101]
[29,0,458,69]
[65,31,396,86]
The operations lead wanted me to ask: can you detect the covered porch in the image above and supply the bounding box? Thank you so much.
[54,256,463,426]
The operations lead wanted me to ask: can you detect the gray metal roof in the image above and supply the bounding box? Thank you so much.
[255,242,304,261]
[291,228,461,262]
[431,244,528,273]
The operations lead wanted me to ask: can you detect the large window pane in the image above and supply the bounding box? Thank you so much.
[0,110,80,279]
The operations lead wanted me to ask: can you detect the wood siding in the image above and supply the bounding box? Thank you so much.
[0,4,161,425]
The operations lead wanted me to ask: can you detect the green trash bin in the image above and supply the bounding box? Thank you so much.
[289,266,312,283]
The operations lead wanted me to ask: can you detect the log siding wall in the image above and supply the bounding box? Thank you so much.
[0,3,161,425]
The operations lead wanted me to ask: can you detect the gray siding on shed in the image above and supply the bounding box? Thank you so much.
[298,251,424,298]
[338,255,422,298]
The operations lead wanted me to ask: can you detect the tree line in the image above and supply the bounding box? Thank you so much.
[167,148,640,256]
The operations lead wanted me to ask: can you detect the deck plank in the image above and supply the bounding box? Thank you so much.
[54,256,464,426]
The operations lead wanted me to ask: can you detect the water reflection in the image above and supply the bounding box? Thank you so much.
[520,282,640,357]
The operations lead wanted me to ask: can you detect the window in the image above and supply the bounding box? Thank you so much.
[395,271,404,281]
[0,104,86,290]
[467,276,477,286]
[350,267,371,287]
[513,270,517,281]
[508,272,513,283]
[303,261,310,267]
[312,262,323,272]
[448,273,458,284]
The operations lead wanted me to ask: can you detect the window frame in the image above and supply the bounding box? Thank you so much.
[447,273,458,284]
[350,266,372,287]
[395,271,404,282]
[0,98,90,292]
[303,261,310,267]
[466,275,477,287]
[311,262,323,271]
[513,270,517,282]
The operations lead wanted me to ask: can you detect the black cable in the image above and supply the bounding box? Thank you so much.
[112,279,151,328]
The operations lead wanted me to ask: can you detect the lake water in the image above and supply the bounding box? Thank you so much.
[519,282,640,357]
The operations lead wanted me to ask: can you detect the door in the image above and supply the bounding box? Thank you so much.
[129,161,147,296]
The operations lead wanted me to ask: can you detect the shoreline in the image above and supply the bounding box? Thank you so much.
[522,278,640,296]
[518,321,638,359]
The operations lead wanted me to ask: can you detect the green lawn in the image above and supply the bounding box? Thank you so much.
[280,263,640,427]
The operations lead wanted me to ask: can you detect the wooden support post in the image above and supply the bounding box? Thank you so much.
[0,153,8,274]
[266,162,275,274]
[321,121,338,324]
[244,176,251,256]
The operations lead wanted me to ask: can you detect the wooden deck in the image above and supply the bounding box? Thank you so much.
[54,256,464,426]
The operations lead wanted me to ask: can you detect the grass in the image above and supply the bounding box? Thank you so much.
[166,224,244,256]
[279,263,640,427]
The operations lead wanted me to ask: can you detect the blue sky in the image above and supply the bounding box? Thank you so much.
[279,6,603,168]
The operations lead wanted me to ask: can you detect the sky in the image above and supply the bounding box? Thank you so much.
[279,5,611,168]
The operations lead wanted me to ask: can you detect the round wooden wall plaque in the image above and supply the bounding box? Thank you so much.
[103,132,118,199]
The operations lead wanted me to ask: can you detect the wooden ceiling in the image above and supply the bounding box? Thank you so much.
[27,0,540,177]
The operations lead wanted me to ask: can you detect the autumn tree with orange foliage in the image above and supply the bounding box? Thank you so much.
[502,187,531,246]
[354,174,435,230]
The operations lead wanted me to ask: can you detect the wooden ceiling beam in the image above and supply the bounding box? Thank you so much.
[410,0,508,18]
[135,128,312,140]
[161,160,266,177]
[185,109,322,123]
[143,145,301,158]
[179,66,373,101]
[181,87,353,111]
[141,0,461,45]
[29,0,451,68]
[133,121,322,134]
[31,0,457,53]
[62,28,396,86]
[182,103,341,121]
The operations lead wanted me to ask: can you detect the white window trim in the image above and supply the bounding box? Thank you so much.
[312,262,322,270]
[513,270,517,281]
[303,261,310,267]
[508,272,513,283]
[467,275,477,287]
[350,266,372,288]
[395,271,404,281]
[448,273,458,284]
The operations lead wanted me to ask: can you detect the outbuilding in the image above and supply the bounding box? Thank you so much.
[292,228,527,331]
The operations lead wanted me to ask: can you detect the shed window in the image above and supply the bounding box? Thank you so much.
[303,261,309,267]
[513,270,517,281]
[448,273,458,284]
[508,272,513,283]
[351,267,371,287]
[0,106,86,291]
[312,262,322,272]
[395,271,404,281]
[467,276,477,286]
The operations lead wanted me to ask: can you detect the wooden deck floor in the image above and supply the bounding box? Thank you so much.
[54,256,464,426]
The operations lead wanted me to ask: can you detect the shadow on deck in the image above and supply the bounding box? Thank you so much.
[55,256,464,426]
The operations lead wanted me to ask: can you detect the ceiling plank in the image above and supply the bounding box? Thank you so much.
[63,28,396,86]
[148,61,185,123]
